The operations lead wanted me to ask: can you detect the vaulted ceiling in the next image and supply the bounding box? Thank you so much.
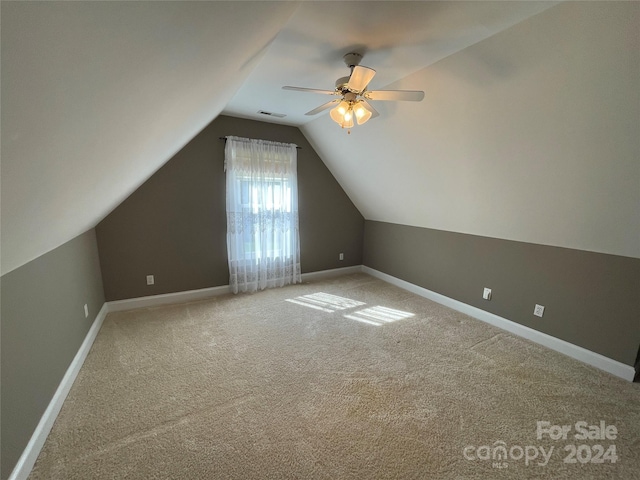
[222,1,555,125]
[3,1,638,275]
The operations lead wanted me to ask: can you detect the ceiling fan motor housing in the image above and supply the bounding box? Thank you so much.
[335,76,351,93]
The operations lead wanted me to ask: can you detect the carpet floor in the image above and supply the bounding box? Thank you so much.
[29,273,640,479]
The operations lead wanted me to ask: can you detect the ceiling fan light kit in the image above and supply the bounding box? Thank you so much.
[329,93,372,130]
[283,52,425,133]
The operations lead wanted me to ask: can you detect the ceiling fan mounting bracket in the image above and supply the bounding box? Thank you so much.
[343,52,363,68]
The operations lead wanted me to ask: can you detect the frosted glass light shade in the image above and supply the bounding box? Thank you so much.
[336,100,349,115]
[353,102,372,125]
[330,100,349,124]
[330,106,343,124]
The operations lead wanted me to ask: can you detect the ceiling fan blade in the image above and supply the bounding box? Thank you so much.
[365,90,425,102]
[360,100,380,119]
[282,86,337,95]
[347,66,376,93]
[305,99,340,116]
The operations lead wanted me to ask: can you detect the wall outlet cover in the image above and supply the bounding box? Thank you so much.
[146,275,155,285]
[534,304,545,317]
[483,288,492,300]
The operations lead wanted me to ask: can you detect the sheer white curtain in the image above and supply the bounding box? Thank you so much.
[225,136,302,294]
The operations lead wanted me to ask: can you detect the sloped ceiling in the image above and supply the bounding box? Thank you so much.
[301,2,640,259]
[3,1,637,275]
[223,1,555,125]
[1,1,298,274]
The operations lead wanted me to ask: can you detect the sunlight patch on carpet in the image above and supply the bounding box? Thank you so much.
[285,292,366,312]
[344,306,415,326]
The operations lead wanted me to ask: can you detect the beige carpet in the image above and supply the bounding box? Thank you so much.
[30,273,640,479]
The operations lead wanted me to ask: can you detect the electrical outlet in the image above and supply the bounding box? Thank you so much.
[339,253,344,261]
[483,288,492,300]
[146,275,155,285]
[84,304,89,318]
[534,304,545,317]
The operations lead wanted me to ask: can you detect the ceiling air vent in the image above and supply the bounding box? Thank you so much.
[258,110,286,118]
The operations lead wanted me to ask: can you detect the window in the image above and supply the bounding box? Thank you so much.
[236,176,294,260]
[225,136,301,293]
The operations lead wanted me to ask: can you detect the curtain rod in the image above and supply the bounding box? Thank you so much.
[219,136,301,149]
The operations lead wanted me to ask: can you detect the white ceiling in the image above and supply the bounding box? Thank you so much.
[223,1,555,125]
[1,1,570,275]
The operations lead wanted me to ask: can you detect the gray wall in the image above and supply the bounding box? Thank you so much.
[1,229,105,479]
[363,221,640,366]
[96,115,364,301]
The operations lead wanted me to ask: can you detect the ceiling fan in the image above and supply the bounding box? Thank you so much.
[283,52,424,131]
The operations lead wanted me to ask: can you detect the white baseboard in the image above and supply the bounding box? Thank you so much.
[362,266,635,382]
[107,266,364,312]
[301,265,363,282]
[107,284,232,312]
[9,302,109,480]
